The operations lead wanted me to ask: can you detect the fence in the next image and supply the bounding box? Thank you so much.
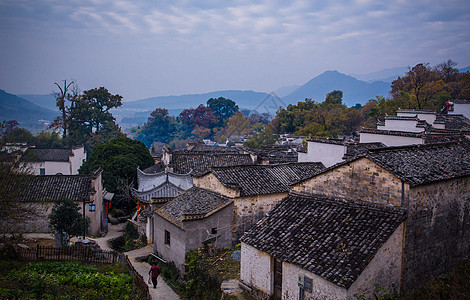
[16,245,118,264]
[14,245,151,299]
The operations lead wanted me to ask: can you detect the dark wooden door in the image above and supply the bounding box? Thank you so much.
[273,258,283,299]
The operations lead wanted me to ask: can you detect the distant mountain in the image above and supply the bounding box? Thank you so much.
[282,71,391,107]
[122,90,271,111]
[460,66,470,73]
[19,93,57,111]
[351,67,408,83]
[274,85,300,98]
[0,89,57,125]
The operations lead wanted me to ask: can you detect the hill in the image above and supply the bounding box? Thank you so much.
[282,70,391,107]
[0,89,57,126]
[121,90,271,111]
[19,93,57,111]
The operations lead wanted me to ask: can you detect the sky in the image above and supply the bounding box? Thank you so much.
[1,0,469,102]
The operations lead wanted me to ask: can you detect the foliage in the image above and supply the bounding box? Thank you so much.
[0,261,145,299]
[243,125,278,148]
[48,198,89,244]
[207,97,239,124]
[0,131,46,240]
[49,83,123,152]
[134,108,176,147]
[109,222,146,252]
[80,136,154,195]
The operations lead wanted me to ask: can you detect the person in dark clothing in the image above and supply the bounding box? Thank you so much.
[148,262,161,289]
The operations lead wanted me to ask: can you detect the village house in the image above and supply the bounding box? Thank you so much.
[193,162,325,241]
[131,166,193,243]
[360,108,470,146]
[20,145,86,175]
[297,136,385,167]
[153,187,233,270]
[14,169,106,236]
[240,192,406,300]
[240,140,470,299]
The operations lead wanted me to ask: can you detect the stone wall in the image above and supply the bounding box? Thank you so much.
[193,173,240,198]
[183,203,234,251]
[240,243,272,299]
[401,176,470,291]
[233,193,286,241]
[292,158,404,207]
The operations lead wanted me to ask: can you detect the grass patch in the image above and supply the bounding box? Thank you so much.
[0,260,146,299]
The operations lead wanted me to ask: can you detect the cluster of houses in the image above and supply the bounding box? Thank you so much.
[4,100,470,299]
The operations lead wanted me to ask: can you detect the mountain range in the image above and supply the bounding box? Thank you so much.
[4,66,469,129]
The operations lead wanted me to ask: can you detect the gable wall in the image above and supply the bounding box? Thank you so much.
[383,119,422,132]
[402,176,470,291]
[292,158,404,207]
[298,141,345,167]
[183,203,234,251]
[193,173,240,198]
[348,223,404,299]
[233,193,287,241]
[360,133,424,146]
[70,146,86,175]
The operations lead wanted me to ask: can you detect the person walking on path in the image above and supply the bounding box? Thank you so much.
[149,262,161,289]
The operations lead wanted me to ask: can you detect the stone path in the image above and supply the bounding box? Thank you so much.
[92,223,180,300]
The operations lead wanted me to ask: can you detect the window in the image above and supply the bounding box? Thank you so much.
[40,168,45,176]
[164,230,170,246]
[211,228,217,235]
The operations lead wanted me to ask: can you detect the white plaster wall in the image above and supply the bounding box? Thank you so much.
[44,161,71,175]
[451,103,470,119]
[360,132,424,146]
[396,112,436,124]
[298,141,345,167]
[240,243,272,296]
[70,146,86,175]
[282,263,346,300]
[87,172,104,236]
[383,119,422,132]
[347,223,404,299]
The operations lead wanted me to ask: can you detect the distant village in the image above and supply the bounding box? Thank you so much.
[2,98,469,299]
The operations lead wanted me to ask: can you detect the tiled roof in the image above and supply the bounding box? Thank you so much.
[434,114,470,130]
[22,148,73,162]
[241,192,406,288]
[365,141,470,187]
[306,137,345,145]
[17,175,93,202]
[210,162,325,196]
[360,128,424,138]
[187,143,244,154]
[169,153,253,177]
[343,142,386,160]
[156,187,233,227]
[397,109,436,115]
[143,162,165,174]
[244,145,298,164]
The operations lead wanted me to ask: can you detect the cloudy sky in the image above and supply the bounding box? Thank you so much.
[1,0,469,101]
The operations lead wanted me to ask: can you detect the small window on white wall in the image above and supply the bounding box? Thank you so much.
[164,230,170,246]
[40,168,45,176]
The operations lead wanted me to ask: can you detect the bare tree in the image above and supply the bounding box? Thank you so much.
[53,80,78,136]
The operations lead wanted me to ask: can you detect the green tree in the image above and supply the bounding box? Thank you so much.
[48,198,89,244]
[80,136,154,194]
[244,125,278,148]
[135,108,176,147]
[206,97,239,123]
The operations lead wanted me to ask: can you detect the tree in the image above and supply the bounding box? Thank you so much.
[135,108,176,147]
[0,125,44,241]
[49,198,89,245]
[79,136,154,213]
[53,80,76,136]
[244,125,278,148]
[207,97,239,123]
